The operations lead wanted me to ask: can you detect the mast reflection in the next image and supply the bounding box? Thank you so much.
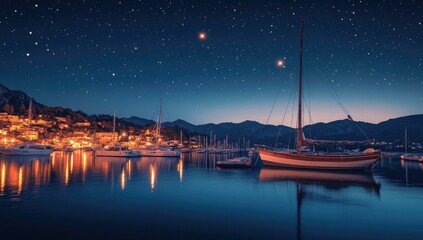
[1,162,5,194]
[177,159,183,182]
[121,168,126,190]
[259,168,381,240]
[150,164,156,191]
[17,166,23,195]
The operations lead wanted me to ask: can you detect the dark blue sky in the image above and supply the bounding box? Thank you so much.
[1,0,422,125]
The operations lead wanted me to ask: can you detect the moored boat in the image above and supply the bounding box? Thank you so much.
[137,147,181,157]
[258,21,380,170]
[216,157,252,168]
[259,147,380,170]
[95,144,141,157]
[0,143,53,156]
[401,153,423,162]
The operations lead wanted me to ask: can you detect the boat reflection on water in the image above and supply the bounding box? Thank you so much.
[259,168,381,195]
[259,167,381,240]
[401,159,423,171]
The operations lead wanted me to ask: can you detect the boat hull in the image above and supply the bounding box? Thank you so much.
[0,149,53,156]
[94,150,140,157]
[216,163,251,169]
[259,148,380,170]
[137,149,181,157]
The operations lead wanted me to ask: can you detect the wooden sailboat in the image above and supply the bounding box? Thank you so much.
[258,21,381,170]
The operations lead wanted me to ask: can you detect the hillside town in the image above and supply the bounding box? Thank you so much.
[0,102,197,150]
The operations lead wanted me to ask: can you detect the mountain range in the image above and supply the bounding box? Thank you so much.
[1,83,422,145]
[123,115,423,145]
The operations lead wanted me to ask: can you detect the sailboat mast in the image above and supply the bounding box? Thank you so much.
[113,110,116,132]
[405,128,407,153]
[158,98,162,140]
[296,21,305,151]
[28,98,33,126]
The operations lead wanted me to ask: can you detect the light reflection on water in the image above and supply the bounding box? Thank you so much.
[0,151,422,239]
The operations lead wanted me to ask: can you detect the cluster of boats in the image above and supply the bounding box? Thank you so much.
[94,144,181,158]
[401,153,423,162]
[0,142,182,158]
[0,141,176,158]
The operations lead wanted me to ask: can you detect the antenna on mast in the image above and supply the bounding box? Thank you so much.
[113,110,116,133]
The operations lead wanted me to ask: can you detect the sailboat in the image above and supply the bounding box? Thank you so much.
[401,129,423,162]
[94,111,141,157]
[137,99,181,157]
[258,21,381,170]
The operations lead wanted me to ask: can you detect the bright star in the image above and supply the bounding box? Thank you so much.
[198,32,207,40]
[276,59,285,68]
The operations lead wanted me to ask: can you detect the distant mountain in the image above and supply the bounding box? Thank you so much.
[121,116,155,127]
[1,83,422,145]
[302,119,378,141]
[156,115,423,145]
[373,115,423,143]
[162,120,292,145]
[163,119,197,130]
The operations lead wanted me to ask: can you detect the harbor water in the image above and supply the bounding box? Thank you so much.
[0,151,422,239]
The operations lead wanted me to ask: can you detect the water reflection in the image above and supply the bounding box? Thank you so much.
[1,153,423,239]
[121,168,125,190]
[177,159,183,182]
[259,168,381,240]
[374,157,423,187]
[1,162,5,194]
[0,156,51,198]
[259,168,381,195]
[181,151,253,169]
[150,164,156,191]
[0,151,186,200]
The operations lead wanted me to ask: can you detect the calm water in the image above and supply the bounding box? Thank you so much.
[1,151,422,239]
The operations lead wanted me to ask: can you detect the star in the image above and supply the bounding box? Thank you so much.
[276,59,285,68]
[198,32,207,40]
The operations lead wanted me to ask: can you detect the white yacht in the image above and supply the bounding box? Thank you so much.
[0,143,54,156]
[95,144,141,157]
[137,146,181,157]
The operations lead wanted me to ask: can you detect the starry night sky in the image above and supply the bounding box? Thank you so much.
[0,0,422,126]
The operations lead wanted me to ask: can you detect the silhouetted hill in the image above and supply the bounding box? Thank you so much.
[374,115,423,143]
[162,119,197,130]
[121,116,155,127]
[158,115,423,145]
[0,83,46,114]
[1,83,422,145]
[303,119,377,141]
